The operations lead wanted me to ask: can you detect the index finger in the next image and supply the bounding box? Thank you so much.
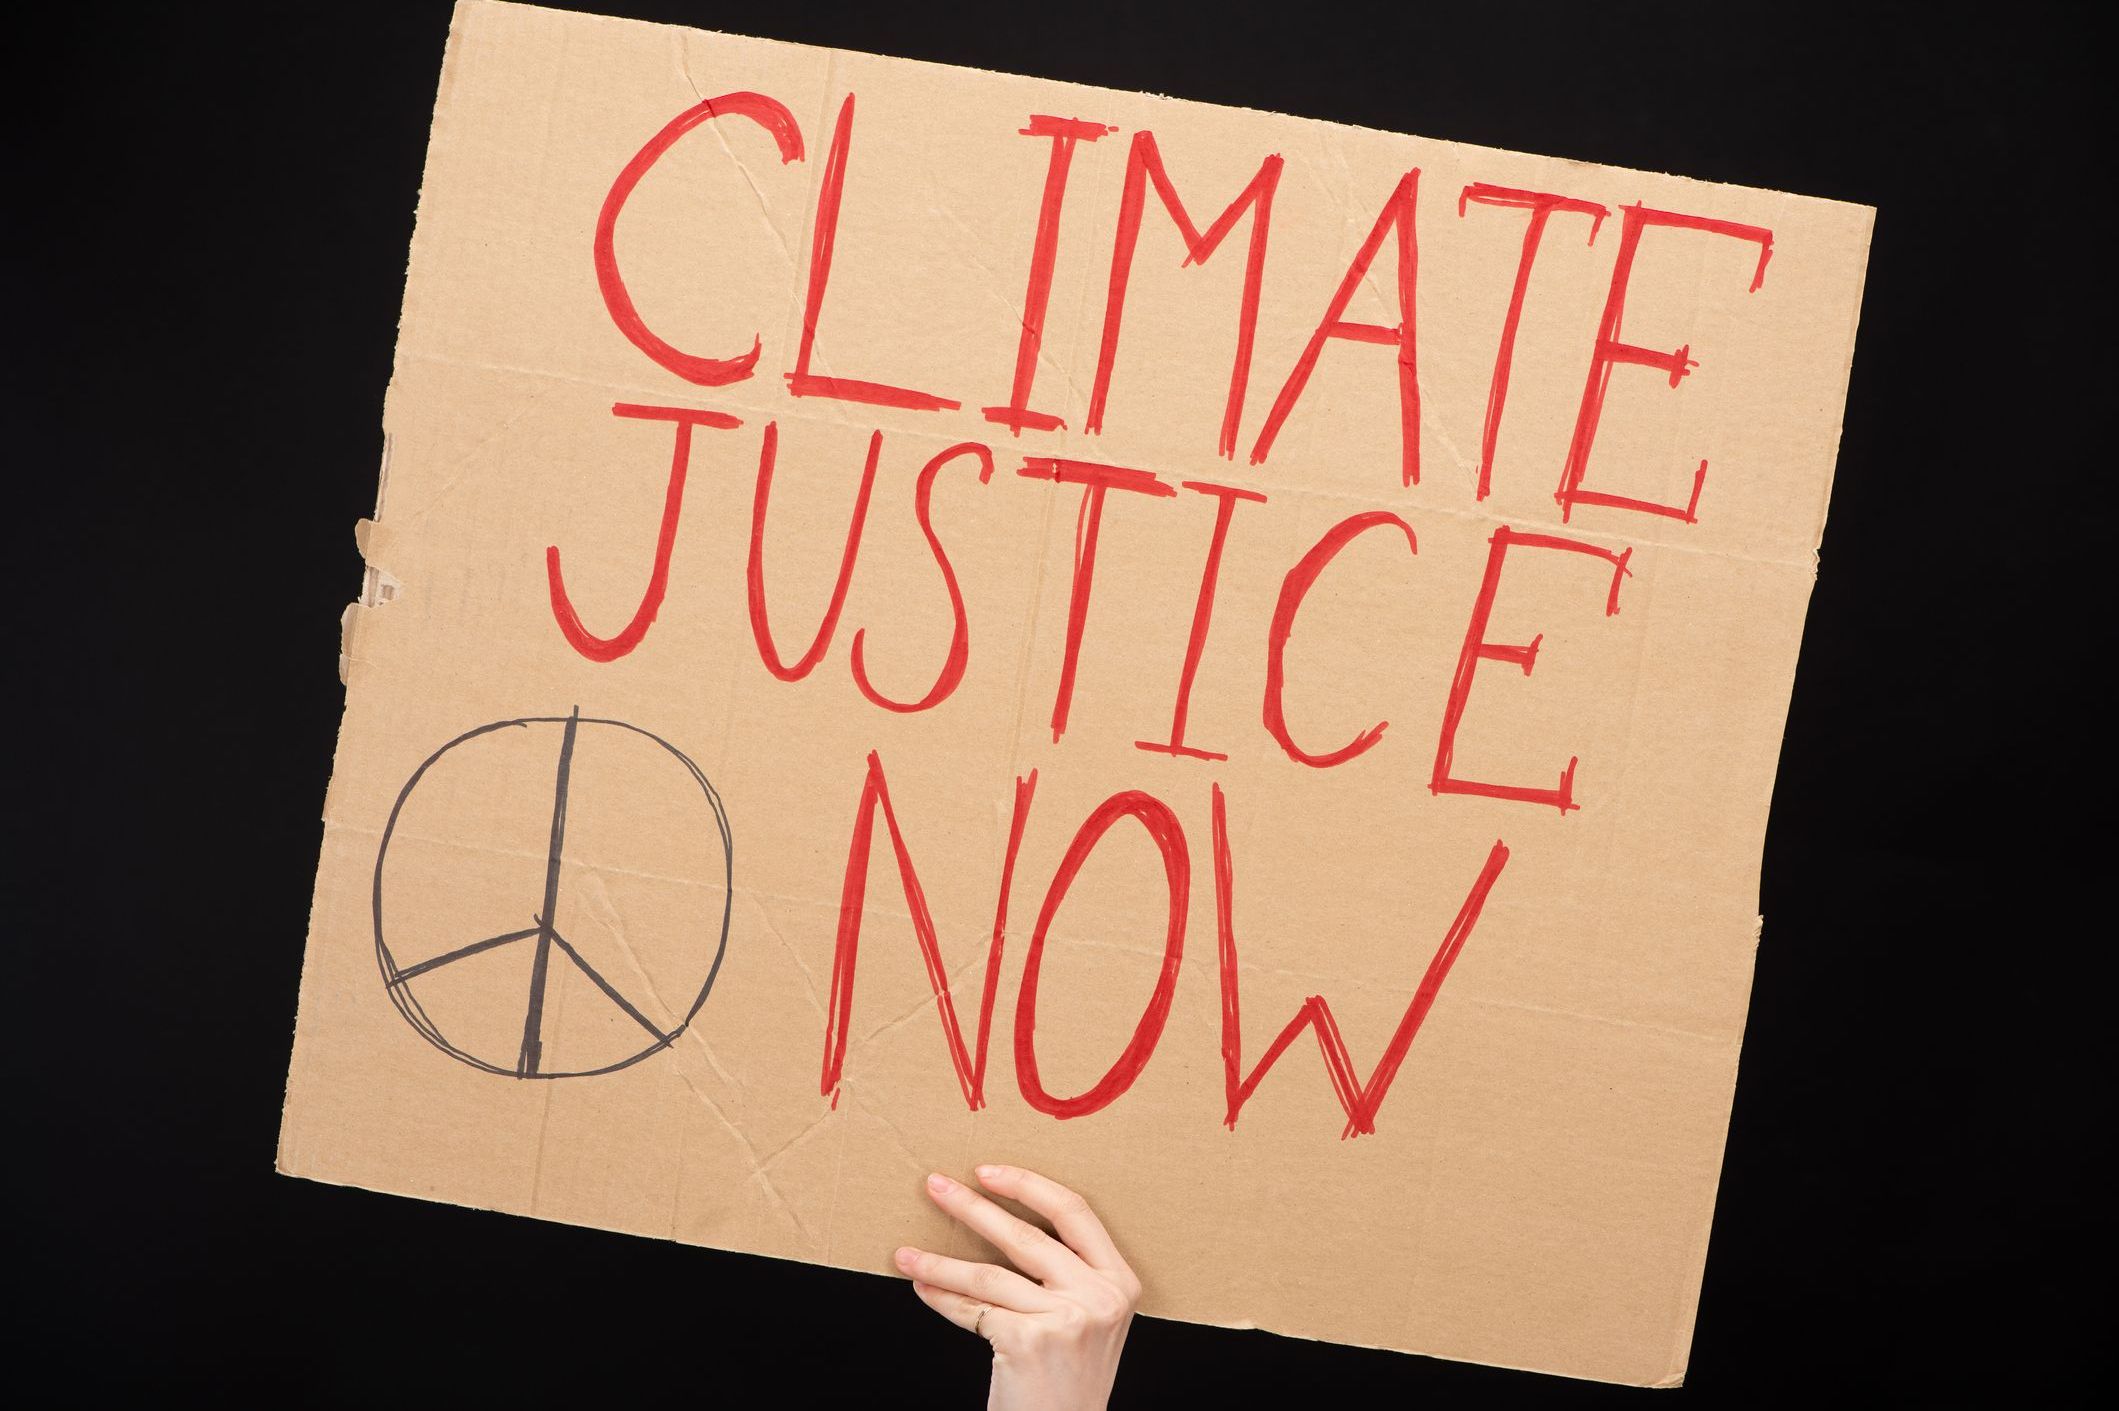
[974,1164,1129,1278]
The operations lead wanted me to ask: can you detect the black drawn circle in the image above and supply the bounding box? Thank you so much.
[371,713,734,1079]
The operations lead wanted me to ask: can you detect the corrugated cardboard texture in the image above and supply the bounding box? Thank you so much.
[278,0,1872,1386]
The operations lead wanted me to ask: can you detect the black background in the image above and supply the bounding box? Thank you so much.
[18,2,2103,1403]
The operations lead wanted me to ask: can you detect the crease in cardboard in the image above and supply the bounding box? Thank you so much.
[673,32,803,271]
[393,343,1829,573]
[741,888,829,1018]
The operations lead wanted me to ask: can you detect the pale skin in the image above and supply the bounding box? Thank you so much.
[895,1164,1142,1411]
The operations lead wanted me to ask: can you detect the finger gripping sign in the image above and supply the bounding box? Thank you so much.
[277,1,1872,1387]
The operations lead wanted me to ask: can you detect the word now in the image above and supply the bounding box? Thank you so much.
[823,753,1511,1135]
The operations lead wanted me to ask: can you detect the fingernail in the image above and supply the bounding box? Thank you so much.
[895,1246,918,1269]
[926,1172,954,1194]
[975,1164,1003,1181]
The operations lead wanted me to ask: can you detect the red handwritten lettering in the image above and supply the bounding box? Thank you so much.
[747,423,880,682]
[1458,183,1609,501]
[1018,456,1179,743]
[1263,510,1420,768]
[851,442,997,713]
[1136,480,1268,763]
[1015,789,1190,1119]
[547,402,742,662]
[595,93,805,385]
[1558,203,1773,522]
[787,95,961,411]
[1088,132,1283,458]
[1213,784,1509,1135]
[1251,170,1422,485]
[1431,526,1632,812]
[984,116,1116,435]
[822,752,1038,1109]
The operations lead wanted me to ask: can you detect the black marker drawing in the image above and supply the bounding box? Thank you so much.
[372,709,733,1078]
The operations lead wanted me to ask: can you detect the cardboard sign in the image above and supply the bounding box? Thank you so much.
[278,0,1871,1385]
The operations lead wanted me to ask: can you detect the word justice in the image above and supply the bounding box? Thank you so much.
[549,407,1632,810]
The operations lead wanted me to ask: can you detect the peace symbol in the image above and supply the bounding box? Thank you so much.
[371,709,733,1078]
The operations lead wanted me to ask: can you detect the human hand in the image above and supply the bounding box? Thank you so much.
[895,1164,1141,1411]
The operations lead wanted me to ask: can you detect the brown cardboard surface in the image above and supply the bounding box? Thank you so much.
[277,0,1872,1386]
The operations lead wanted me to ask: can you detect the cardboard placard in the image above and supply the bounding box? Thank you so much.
[278,0,1872,1385]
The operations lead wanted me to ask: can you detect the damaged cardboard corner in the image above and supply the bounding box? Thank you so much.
[338,429,402,686]
[339,517,401,685]
[279,0,1872,1387]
